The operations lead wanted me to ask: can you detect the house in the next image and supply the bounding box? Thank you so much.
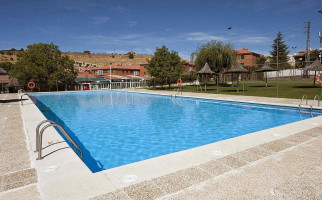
[235,47,260,69]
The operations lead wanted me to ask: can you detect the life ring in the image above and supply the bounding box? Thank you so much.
[177,79,182,86]
[28,82,36,89]
[317,73,322,85]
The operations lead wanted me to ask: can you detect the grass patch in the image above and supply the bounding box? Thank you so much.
[150,80,322,99]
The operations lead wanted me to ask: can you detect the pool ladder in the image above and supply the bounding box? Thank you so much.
[299,94,320,113]
[35,120,83,160]
[171,88,182,98]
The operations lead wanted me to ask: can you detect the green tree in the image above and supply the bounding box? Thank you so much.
[192,41,236,72]
[0,61,14,72]
[128,53,134,59]
[256,55,267,80]
[10,43,77,91]
[310,49,320,61]
[270,32,290,69]
[146,46,184,88]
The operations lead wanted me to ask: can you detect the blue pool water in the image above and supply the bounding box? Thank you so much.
[31,91,322,172]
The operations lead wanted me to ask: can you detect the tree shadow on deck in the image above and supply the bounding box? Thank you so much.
[0,98,27,104]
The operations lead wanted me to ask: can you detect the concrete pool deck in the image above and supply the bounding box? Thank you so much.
[0,90,321,199]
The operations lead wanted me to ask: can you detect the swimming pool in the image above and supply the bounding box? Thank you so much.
[31,91,322,172]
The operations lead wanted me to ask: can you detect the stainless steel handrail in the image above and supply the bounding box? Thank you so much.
[299,94,308,111]
[35,120,56,152]
[36,122,83,160]
[21,93,29,105]
[310,95,320,111]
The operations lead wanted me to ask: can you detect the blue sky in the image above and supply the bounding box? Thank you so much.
[0,0,321,60]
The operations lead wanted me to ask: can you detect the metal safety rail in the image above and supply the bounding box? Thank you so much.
[171,88,182,98]
[35,120,83,160]
[20,93,29,105]
[299,94,308,112]
[310,95,320,111]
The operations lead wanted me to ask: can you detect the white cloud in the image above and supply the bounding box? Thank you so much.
[236,36,271,44]
[92,17,110,24]
[72,34,147,45]
[178,52,191,61]
[127,21,137,27]
[185,32,226,41]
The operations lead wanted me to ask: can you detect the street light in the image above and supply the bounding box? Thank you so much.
[228,27,232,44]
[109,63,112,89]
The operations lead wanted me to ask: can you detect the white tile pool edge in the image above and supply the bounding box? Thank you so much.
[20,91,322,200]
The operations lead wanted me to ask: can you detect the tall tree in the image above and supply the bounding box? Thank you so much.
[10,43,77,91]
[270,32,290,69]
[192,41,236,72]
[146,46,184,88]
[0,62,14,73]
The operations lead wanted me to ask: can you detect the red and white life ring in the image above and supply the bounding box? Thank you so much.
[317,73,322,85]
[177,79,182,86]
[28,82,36,89]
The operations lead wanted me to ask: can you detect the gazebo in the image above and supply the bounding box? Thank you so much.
[197,63,216,91]
[0,67,7,75]
[302,60,322,86]
[5,78,22,93]
[224,61,249,92]
[255,62,279,88]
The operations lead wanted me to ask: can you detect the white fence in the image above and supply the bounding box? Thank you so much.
[266,69,318,78]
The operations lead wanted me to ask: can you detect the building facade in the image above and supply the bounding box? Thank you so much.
[235,47,260,69]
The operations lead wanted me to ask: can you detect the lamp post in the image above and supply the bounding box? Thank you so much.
[228,27,232,44]
[109,63,112,89]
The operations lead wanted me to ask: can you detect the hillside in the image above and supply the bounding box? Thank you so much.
[0,51,153,66]
[63,53,153,66]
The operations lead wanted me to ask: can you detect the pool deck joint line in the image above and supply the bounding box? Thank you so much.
[1,90,322,200]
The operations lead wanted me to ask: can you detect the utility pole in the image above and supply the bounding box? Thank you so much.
[304,22,311,66]
[276,40,279,98]
[319,10,322,64]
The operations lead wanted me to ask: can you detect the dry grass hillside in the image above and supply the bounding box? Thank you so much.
[0,51,153,66]
[63,53,153,66]
[0,52,17,63]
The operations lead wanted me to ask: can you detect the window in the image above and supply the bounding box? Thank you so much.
[144,72,146,75]
[122,70,125,73]
[103,70,108,73]
[97,70,103,75]
[134,71,139,76]
[241,55,244,59]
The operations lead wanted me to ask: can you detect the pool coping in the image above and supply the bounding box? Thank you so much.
[20,90,322,200]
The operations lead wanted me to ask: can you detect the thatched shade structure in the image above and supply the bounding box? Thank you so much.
[197,63,216,74]
[302,60,322,86]
[255,62,279,88]
[197,63,216,91]
[5,78,21,87]
[0,67,7,75]
[224,61,249,91]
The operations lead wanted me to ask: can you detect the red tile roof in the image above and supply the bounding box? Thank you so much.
[76,74,96,78]
[91,65,141,70]
[235,47,260,56]
[0,75,10,83]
